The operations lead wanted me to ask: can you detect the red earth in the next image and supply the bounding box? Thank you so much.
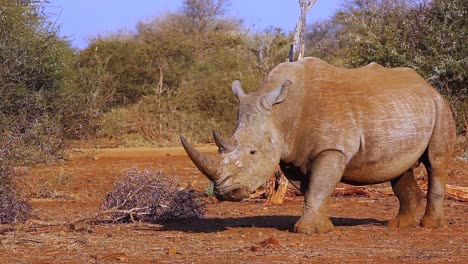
[1,145,466,263]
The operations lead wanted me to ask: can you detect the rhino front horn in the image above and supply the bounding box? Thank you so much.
[212,130,235,153]
[180,135,221,181]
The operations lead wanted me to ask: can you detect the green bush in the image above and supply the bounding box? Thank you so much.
[1,0,66,164]
[77,1,284,144]
[0,0,100,223]
[1,0,101,142]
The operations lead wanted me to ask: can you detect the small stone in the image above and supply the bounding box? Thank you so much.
[168,247,177,255]
[260,236,280,249]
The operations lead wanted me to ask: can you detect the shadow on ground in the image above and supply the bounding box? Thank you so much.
[159,215,387,233]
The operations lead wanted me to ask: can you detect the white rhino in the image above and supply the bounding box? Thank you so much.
[181,57,456,233]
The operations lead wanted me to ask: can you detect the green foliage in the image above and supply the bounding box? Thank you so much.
[1,0,65,167]
[205,182,215,197]
[0,0,104,223]
[0,0,66,94]
[77,0,285,144]
[1,0,101,142]
[307,0,467,133]
[1,0,64,127]
[0,1,99,223]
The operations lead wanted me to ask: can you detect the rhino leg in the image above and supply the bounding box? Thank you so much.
[419,101,454,228]
[388,170,423,228]
[420,155,450,228]
[294,150,346,234]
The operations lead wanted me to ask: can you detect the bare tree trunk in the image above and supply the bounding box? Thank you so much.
[266,170,289,205]
[158,64,164,95]
[289,0,317,62]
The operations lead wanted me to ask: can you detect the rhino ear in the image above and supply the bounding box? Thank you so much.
[231,80,245,100]
[263,80,292,107]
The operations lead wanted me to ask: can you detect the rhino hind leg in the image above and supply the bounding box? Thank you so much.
[388,170,423,228]
[419,100,455,228]
[420,161,449,228]
[294,150,346,234]
[420,157,449,228]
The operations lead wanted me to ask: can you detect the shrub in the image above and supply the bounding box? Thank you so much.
[1,0,67,127]
[102,168,206,223]
[0,185,33,224]
[75,0,283,145]
[0,134,34,224]
[0,0,104,223]
[1,0,101,141]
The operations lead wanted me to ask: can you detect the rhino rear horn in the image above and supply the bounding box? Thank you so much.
[180,135,221,181]
[212,130,235,153]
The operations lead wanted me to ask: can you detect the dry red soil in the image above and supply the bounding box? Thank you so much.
[1,146,467,263]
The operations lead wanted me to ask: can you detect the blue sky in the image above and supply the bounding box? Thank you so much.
[45,0,343,49]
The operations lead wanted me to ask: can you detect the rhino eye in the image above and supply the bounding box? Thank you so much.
[250,150,256,155]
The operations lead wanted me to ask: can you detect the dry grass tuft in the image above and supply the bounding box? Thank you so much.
[24,168,74,200]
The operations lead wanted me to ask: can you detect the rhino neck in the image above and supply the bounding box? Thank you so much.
[269,89,304,163]
[259,59,307,164]
[269,112,296,163]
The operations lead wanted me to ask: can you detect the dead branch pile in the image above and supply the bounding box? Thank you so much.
[251,173,468,202]
[419,183,468,202]
[331,186,394,198]
[102,168,206,223]
[331,184,468,202]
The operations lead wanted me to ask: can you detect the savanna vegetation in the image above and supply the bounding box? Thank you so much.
[0,0,466,222]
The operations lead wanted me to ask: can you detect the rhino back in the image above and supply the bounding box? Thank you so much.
[264,58,441,183]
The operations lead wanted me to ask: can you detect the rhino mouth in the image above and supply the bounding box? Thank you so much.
[216,183,250,202]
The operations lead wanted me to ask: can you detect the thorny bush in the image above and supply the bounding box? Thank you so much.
[102,168,206,223]
[0,133,34,224]
[0,185,33,224]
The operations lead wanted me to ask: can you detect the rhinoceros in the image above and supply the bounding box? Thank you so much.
[180,57,456,234]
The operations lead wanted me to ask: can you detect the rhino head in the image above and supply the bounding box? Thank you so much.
[181,80,291,201]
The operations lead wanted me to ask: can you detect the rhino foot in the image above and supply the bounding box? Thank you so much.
[387,214,419,228]
[294,214,334,234]
[420,216,448,228]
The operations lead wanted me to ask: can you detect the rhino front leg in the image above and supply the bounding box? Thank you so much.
[294,150,346,234]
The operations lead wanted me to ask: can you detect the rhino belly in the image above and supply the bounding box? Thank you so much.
[342,139,429,185]
[342,157,418,185]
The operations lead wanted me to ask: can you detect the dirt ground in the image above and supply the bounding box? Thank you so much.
[0,145,466,263]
